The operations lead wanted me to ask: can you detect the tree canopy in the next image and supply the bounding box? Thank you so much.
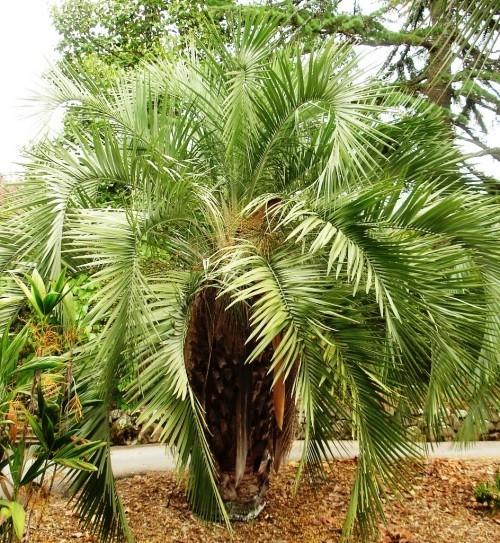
[51,0,170,66]
[215,1,500,180]
[52,0,500,189]
[2,15,499,541]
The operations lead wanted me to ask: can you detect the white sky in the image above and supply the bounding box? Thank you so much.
[0,0,60,176]
[0,0,497,178]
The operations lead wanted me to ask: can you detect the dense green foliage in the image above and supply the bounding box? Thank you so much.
[0,270,102,543]
[52,0,500,190]
[51,0,230,68]
[51,0,170,67]
[1,15,498,541]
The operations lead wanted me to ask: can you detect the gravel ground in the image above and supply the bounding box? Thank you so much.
[29,459,500,542]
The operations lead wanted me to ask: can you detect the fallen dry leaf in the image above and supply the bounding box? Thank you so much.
[30,459,500,543]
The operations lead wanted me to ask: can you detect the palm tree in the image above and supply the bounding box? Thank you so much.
[0,16,498,542]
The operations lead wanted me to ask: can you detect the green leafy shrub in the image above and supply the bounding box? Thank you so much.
[474,473,500,511]
[13,270,69,322]
[0,270,103,543]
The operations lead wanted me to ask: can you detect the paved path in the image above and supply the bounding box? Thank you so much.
[110,440,500,478]
[3,441,497,498]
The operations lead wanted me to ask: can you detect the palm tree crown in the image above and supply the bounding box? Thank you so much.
[1,16,498,542]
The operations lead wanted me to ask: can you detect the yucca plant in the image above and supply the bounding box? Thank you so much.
[0,15,498,542]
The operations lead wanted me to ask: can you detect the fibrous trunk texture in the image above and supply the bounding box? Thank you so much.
[426,0,453,110]
[184,288,295,519]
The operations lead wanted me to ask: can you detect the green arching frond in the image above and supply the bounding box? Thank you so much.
[0,275,25,331]
[65,397,133,543]
[66,208,157,376]
[361,97,475,189]
[220,14,283,158]
[61,208,158,542]
[130,272,201,406]
[340,365,420,539]
[126,271,230,525]
[293,335,349,484]
[424,1,499,96]
[247,43,395,197]
[0,150,98,278]
[273,177,498,470]
[456,370,500,442]
[278,180,498,309]
[314,308,427,540]
[291,317,422,541]
[221,247,345,379]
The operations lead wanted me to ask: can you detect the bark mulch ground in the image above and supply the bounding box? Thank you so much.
[30,459,500,542]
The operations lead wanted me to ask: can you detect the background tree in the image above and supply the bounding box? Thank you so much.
[2,16,498,542]
[51,0,231,70]
[51,0,170,68]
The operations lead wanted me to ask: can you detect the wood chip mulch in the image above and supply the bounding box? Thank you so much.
[30,459,500,542]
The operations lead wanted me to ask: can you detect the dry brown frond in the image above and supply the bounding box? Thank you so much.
[30,324,64,356]
[63,327,81,348]
[6,399,29,442]
[67,394,83,421]
[40,374,63,402]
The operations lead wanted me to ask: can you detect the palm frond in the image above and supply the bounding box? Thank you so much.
[127,271,229,524]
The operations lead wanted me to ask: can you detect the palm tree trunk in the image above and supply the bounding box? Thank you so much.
[184,288,295,519]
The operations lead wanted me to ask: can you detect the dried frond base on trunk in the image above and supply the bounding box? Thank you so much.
[184,288,296,518]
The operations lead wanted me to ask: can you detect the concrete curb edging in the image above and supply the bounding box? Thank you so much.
[2,441,498,498]
[110,440,500,479]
